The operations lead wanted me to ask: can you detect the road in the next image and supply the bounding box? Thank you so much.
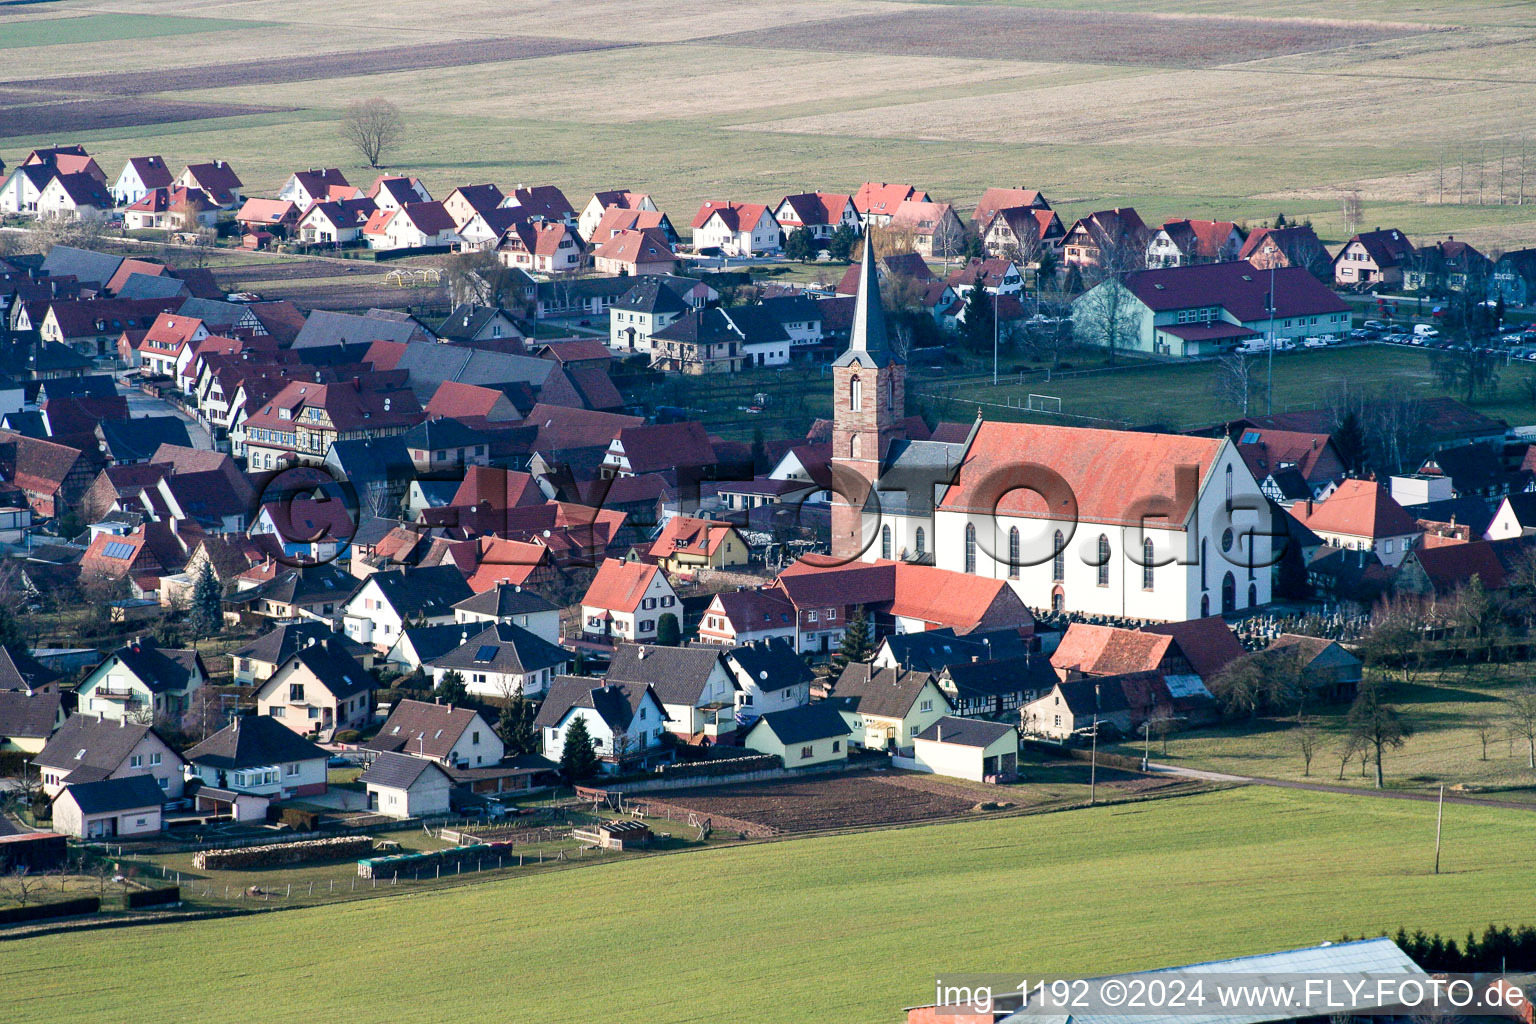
[117,380,213,450]
[1147,762,1536,811]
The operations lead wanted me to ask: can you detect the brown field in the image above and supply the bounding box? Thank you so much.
[0,98,290,135]
[701,8,1431,68]
[645,772,986,834]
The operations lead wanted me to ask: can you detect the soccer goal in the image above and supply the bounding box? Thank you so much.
[1026,393,1062,414]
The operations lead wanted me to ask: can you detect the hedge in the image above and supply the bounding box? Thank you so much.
[194,836,375,871]
[0,897,100,925]
[126,887,180,909]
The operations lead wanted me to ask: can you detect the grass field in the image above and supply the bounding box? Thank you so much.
[4,0,1536,249]
[7,787,1536,1024]
[1111,667,1536,800]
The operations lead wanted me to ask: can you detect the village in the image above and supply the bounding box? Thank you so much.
[4,133,1536,1022]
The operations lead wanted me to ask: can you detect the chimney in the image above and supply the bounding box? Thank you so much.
[119,717,126,728]
[937,722,942,742]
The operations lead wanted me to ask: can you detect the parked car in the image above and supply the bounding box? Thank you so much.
[1302,337,1330,348]
[1363,319,1386,330]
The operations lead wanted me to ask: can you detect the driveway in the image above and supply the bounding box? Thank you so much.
[303,788,370,812]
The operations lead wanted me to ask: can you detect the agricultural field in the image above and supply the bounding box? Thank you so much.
[1112,667,1536,801]
[5,0,1536,249]
[9,787,1536,1024]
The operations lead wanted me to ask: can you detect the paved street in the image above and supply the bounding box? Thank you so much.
[117,380,213,450]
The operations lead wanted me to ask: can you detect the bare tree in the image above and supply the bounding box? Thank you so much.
[444,249,524,311]
[1341,191,1365,236]
[1072,276,1141,365]
[27,213,108,253]
[341,98,405,168]
[1296,717,1319,776]
[1507,686,1536,769]
[1430,346,1500,404]
[1213,352,1259,415]
[1336,733,1361,780]
[1474,718,1496,761]
[0,866,38,907]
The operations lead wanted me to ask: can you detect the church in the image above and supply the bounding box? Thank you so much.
[828,241,1273,623]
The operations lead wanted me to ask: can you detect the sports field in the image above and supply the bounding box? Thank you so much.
[5,0,1536,248]
[7,787,1536,1024]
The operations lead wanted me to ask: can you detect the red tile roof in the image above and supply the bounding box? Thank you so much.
[244,380,424,433]
[590,205,669,240]
[1142,615,1246,681]
[1289,479,1419,539]
[582,557,662,613]
[448,466,543,510]
[590,227,675,266]
[852,182,927,216]
[651,516,739,559]
[973,187,1047,226]
[775,192,854,228]
[939,421,1223,529]
[691,200,771,232]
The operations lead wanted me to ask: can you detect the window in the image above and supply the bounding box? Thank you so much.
[270,706,285,718]
[1201,538,1208,589]
[881,525,892,560]
[149,753,161,766]
[850,375,862,412]
[289,683,304,702]
[915,527,925,558]
[1096,534,1110,587]
[1008,527,1020,579]
[286,763,299,776]
[920,699,933,712]
[1054,714,1061,728]
[640,619,654,632]
[1052,530,1065,582]
[800,746,813,759]
[130,755,143,768]
[472,731,481,745]
[1143,538,1155,591]
[832,740,840,752]
[1221,527,1234,553]
[964,523,977,574]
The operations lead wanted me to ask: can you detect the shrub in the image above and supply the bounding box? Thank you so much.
[333,729,361,744]
[126,887,179,909]
[0,897,99,924]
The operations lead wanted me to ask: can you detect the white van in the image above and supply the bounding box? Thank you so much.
[1414,324,1440,338]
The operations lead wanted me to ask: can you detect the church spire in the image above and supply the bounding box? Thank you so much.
[834,235,901,368]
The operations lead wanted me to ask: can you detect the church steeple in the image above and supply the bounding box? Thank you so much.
[834,237,902,369]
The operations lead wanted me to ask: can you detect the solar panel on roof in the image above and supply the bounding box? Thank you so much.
[102,541,135,559]
[474,645,498,663]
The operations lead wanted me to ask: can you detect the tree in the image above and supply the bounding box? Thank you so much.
[1213,352,1259,415]
[1507,685,1536,769]
[959,282,994,353]
[1331,411,1369,476]
[341,98,404,168]
[437,670,469,707]
[655,612,680,647]
[0,867,37,907]
[497,691,538,756]
[559,715,601,781]
[1346,682,1415,788]
[1210,649,1305,718]
[783,228,817,263]
[1072,277,1141,365]
[827,223,858,262]
[26,213,108,254]
[444,249,524,311]
[1430,346,1500,403]
[1034,247,1060,290]
[1474,717,1496,761]
[1295,717,1319,776]
[1359,594,1432,685]
[1336,733,1361,780]
[1341,191,1365,236]
[832,606,873,670]
[189,561,223,643]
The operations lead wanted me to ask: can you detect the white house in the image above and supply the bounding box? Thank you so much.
[578,190,658,240]
[426,622,571,699]
[580,558,680,644]
[722,637,813,719]
[51,776,165,839]
[111,156,174,206]
[690,201,781,256]
[183,715,330,805]
[342,565,472,651]
[906,716,1018,782]
[365,699,504,770]
[0,165,52,215]
[34,715,187,799]
[452,583,561,644]
[75,640,206,724]
[534,678,671,774]
[36,173,113,221]
[359,752,454,818]
[605,644,739,743]
[362,202,460,250]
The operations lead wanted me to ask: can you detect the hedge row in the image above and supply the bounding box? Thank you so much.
[358,840,518,879]
[0,897,100,925]
[126,887,179,909]
[193,836,376,871]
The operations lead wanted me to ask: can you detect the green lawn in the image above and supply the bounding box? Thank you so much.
[917,345,1536,431]
[1112,667,1536,799]
[9,787,1536,1024]
[0,14,268,50]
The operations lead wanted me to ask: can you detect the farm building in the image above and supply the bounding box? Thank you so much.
[907,717,1018,783]
[51,775,165,839]
[742,703,851,768]
[358,752,455,819]
[573,819,652,850]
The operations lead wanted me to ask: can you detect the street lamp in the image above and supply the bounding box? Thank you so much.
[993,288,1000,387]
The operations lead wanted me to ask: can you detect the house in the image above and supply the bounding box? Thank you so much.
[0,165,56,216]
[426,621,571,698]
[1076,260,1351,357]
[742,704,850,767]
[366,699,503,769]
[1417,443,1527,499]
[933,654,1056,720]
[1486,492,1536,541]
[605,643,738,744]
[886,200,965,260]
[0,688,64,754]
[110,156,174,206]
[872,626,1029,674]
[1239,225,1334,282]
[174,161,243,207]
[649,307,764,373]
[242,378,423,471]
[359,752,455,818]
[253,637,377,738]
[1289,479,1421,567]
[1233,428,1346,505]
[773,192,858,242]
[1334,228,1415,288]
[498,220,584,274]
[1260,634,1363,703]
[690,200,781,256]
[1146,219,1244,268]
[228,622,373,685]
[580,558,679,643]
[249,496,355,564]
[972,187,1050,227]
[184,715,330,809]
[342,565,473,650]
[824,663,951,751]
[499,184,574,224]
[696,587,798,646]
[1020,672,1168,741]
[433,304,522,344]
[278,169,358,208]
[585,204,680,247]
[296,198,377,245]
[1403,236,1491,294]
[226,563,356,624]
[75,638,206,723]
[121,187,217,233]
[852,182,929,227]
[34,714,186,798]
[648,515,749,574]
[722,637,813,719]
[51,775,164,839]
[0,430,91,517]
[980,207,1064,263]
[907,716,1018,782]
[1395,537,1534,598]
[589,227,677,277]
[442,184,506,229]
[577,189,658,240]
[1488,249,1536,308]
[946,257,1024,298]
[453,582,561,643]
[369,175,433,210]
[534,677,672,773]
[361,202,460,250]
[36,172,114,221]
[1060,208,1149,273]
